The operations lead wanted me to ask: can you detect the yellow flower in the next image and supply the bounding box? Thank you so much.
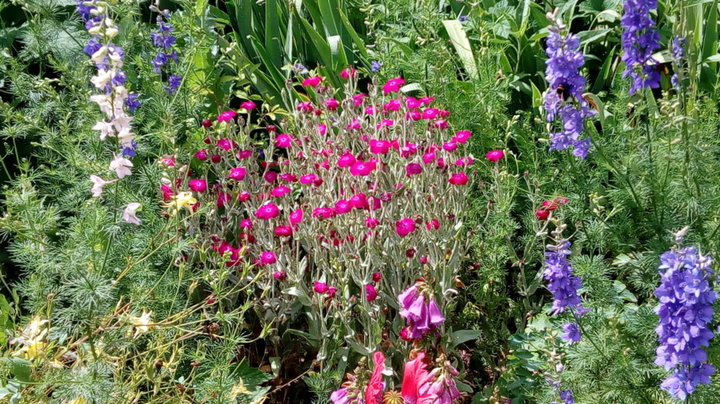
[230,379,251,399]
[66,397,89,404]
[126,311,154,338]
[165,191,197,215]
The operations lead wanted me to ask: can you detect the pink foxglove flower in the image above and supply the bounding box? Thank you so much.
[109,154,133,178]
[90,175,112,197]
[395,218,416,237]
[398,282,445,339]
[122,202,141,225]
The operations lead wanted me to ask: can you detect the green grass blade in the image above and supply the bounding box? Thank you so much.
[443,19,478,79]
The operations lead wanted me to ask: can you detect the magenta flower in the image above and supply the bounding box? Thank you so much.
[448,172,469,186]
[300,173,321,185]
[275,133,294,148]
[366,217,380,228]
[425,218,440,230]
[302,75,322,87]
[290,208,304,225]
[313,207,336,219]
[313,281,329,294]
[337,153,356,167]
[273,270,287,280]
[369,139,391,154]
[335,199,353,214]
[406,163,423,176]
[340,67,356,79]
[259,251,277,265]
[398,282,445,339]
[274,225,293,237]
[240,100,256,110]
[382,77,405,94]
[216,192,232,208]
[350,193,369,210]
[271,186,291,197]
[365,284,379,302]
[453,130,472,143]
[325,98,340,110]
[216,138,236,151]
[396,218,416,237]
[442,141,458,152]
[217,110,236,122]
[194,149,208,161]
[228,167,247,180]
[255,202,280,220]
[455,156,474,166]
[486,149,505,162]
[349,160,376,176]
[188,179,207,192]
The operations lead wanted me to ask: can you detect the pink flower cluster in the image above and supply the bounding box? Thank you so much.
[398,282,445,340]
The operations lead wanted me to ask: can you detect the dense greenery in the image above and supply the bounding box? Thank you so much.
[1,0,720,403]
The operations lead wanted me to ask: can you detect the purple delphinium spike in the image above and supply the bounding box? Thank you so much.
[149,4,182,94]
[655,246,716,400]
[621,0,661,94]
[561,322,581,344]
[543,239,586,316]
[543,18,594,159]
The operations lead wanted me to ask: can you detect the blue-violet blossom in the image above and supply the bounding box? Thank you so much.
[621,0,661,94]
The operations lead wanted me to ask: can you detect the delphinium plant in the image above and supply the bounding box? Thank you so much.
[161,71,477,401]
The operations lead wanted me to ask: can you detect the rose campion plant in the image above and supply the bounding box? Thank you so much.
[159,73,472,392]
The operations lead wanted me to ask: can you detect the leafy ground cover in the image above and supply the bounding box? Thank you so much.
[1,0,720,403]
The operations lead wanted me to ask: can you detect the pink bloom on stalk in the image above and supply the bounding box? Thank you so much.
[420,96,435,105]
[349,160,376,176]
[455,157,474,166]
[264,171,278,183]
[217,110,236,122]
[317,124,327,135]
[365,105,377,115]
[302,75,322,87]
[486,149,505,162]
[161,155,176,167]
[188,179,207,192]
[366,217,380,228]
[351,93,367,106]
[210,154,222,163]
[376,119,394,129]
[161,184,173,202]
[400,142,418,158]
[202,119,212,128]
[426,218,440,230]
[337,153,356,168]
[290,208,304,225]
[406,163,423,176]
[372,272,382,282]
[325,98,340,110]
[439,109,450,118]
[273,270,287,280]
[401,351,431,403]
[255,202,280,220]
[419,256,428,264]
[422,151,436,164]
[442,141,458,152]
[297,101,314,112]
[364,351,386,404]
[274,225,293,237]
[346,119,361,130]
[216,192,232,208]
[369,139,391,154]
[275,133,294,148]
[240,101,256,110]
[335,199,353,214]
[312,207,336,219]
[340,67,356,78]
[122,202,141,225]
[279,173,298,182]
[448,172,469,185]
[237,149,252,159]
[217,138,236,151]
[382,77,405,94]
[259,251,277,265]
[396,218,416,237]
[407,109,422,121]
[240,218,253,229]
[271,186,291,197]
[327,287,338,298]
[384,99,402,112]
[237,191,251,202]
[228,167,247,181]
[350,193,369,210]
[453,130,472,144]
[406,97,422,109]
[436,158,447,168]
[422,108,439,120]
[194,149,208,161]
[433,120,449,129]
[300,173,322,186]
[313,281,329,294]
[365,284,379,302]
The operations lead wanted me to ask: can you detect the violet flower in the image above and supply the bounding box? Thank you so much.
[621,0,661,94]
[149,4,182,94]
[543,240,586,316]
[655,246,716,400]
[543,18,594,159]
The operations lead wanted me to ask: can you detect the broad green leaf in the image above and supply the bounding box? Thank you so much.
[450,329,481,347]
[443,20,478,79]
